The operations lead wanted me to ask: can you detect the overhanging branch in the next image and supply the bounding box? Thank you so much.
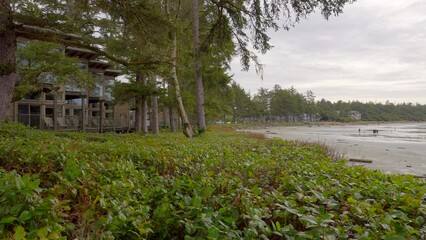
[14,24,171,68]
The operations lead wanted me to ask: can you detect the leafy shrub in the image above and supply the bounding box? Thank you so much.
[0,170,67,239]
[0,122,425,239]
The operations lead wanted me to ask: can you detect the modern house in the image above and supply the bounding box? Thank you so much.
[349,111,362,120]
[7,39,134,132]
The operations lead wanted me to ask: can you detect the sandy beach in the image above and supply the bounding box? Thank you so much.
[247,123,426,177]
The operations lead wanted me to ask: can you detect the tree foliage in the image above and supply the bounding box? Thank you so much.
[207,0,356,70]
[317,99,426,122]
[2,0,357,130]
[215,84,426,123]
[14,40,93,101]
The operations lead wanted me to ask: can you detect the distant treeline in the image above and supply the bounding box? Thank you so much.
[317,99,426,122]
[221,83,426,123]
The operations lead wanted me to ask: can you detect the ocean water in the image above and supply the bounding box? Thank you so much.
[253,122,426,176]
[336,123,426,144]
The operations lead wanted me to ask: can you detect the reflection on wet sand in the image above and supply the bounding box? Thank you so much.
[248,123,426,177]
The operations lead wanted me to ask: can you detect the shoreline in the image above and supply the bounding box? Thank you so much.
[244,122,426,177]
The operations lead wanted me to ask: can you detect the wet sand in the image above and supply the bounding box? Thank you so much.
[247,123,426,177]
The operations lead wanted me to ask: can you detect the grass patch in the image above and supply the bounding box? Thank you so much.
[0,122,425,239]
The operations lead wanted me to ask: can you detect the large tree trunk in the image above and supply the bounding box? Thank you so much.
[0,0,20,121]
[150,76,159,134]
[192,0,206,134]
[150,96,159,134]
[171,32,194,138]
[141,78,148,133]
[135,74,149,133]
[134,75,142,132]
[53,92,58,130]
[169,106,178,132]
[167,83,178,132]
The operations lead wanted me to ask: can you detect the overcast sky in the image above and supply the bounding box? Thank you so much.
[230,0,426,104]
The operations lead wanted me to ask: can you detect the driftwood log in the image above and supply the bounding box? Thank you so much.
[349,158,373,163]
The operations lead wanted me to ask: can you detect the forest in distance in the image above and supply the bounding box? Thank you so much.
[226,83,426,124]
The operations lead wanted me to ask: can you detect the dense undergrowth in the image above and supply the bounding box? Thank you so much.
[0,122,425,239]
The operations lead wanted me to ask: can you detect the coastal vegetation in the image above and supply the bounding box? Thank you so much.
[1,122,425,239]
[224,83,426,124]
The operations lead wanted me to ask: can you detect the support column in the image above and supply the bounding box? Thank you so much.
[99,100,104,133]
[81,94,86,132]
[112,105,116,132]
[53,92,58,130]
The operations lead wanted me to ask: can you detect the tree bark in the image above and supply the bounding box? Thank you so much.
[134,74,149,133]
[0,0,20,121]
[81,93,86,132]
[192,0,206,134]
[169,106,178,132]
[141,78,149,133]
[167,82,178,132]
[135,74,143,132]
[171,32,194,138]
[53,92,58,130]
[150,91,159,134]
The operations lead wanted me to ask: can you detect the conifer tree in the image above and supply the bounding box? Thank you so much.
[0,0,20,120]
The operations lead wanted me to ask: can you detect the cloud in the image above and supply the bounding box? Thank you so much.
[230,0,426,104]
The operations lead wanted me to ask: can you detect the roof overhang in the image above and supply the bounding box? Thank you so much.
[89,60,110,70]
[66,47,98,60]
[104,70,121,77]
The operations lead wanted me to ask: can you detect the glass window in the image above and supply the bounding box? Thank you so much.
[72,98,84,106]
[65,83,82,92]
[74,109,82,116]
[105,78,114,100]
[79,62,87,70]
[30,106,40,114]
[46,94,54,100]
[46,108,53,117]
[105,104,114,110]
[43,73,56,84]
[17,104,40,129]
[91,72,104,97]
[18,105,29,114]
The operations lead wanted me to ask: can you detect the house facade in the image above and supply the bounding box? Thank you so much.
[349,111,362,120]
[7,40,134,132]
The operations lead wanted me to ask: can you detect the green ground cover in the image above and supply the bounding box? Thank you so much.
[0,123,425,239]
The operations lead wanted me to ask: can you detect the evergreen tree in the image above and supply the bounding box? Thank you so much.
[0,0,20,120]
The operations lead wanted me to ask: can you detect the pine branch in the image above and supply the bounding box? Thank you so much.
[15,25,171,68]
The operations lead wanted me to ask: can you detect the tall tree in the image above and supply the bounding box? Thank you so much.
[150,76,159,134]
[188,0,355,129]
[171,31,195,137]
[305,90,316,121]
[162,0,196,137]
[0,0,20,120]
[192,0,206,134]
[253,88,271,121]
[134,74,143,132]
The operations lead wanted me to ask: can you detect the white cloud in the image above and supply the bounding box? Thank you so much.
[230,0,426,104]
